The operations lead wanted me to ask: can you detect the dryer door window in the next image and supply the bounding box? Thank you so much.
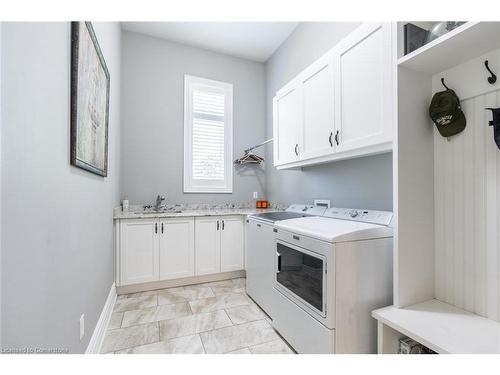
[276,241,326,315]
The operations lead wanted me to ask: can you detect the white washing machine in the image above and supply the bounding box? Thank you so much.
[272,207,393,354]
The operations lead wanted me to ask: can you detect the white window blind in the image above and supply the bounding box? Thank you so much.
[192,90,225,180]
[184,75,233,193]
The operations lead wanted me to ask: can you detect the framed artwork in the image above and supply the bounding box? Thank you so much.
[70,21,110,177]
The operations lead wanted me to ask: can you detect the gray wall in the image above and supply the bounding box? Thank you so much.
[1,22,121,353]
[264,22,393,210]
[121,31,266,205]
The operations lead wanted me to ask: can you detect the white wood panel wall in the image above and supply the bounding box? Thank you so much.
[434,49,500,320]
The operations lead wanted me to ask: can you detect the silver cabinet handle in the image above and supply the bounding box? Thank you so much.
[217,220,220,230]
[161,223,164,234]
[155,223,158,234]
[294,144,298,156]
[329,131,333,147]
[222,220,225,230]
[334,130,340,146]
[276,252,282,273]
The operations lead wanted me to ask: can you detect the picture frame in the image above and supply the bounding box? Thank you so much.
[70,21,110,177]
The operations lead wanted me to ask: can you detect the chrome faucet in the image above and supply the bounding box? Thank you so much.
[155,195,166,210]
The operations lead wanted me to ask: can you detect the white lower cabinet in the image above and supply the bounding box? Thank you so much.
[159,217,195,280]
[119,219,160,286]
[220,216,245,272]
[194,215,245,275]
[194,217,221,276]
[117,215,245,286]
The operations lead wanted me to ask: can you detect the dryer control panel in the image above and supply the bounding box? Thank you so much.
[286,204,327,216]
[323,207,393,226]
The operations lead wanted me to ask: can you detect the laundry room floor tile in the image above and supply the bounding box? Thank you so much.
[108,312,124,330]
[115,334,205,354]
[225,303,266,325]
[199,319,279,354]
[249,338,294,354]
[113,295,158,313]
[159,310,233,340]
[104,277,294,354]
[189,292,251,314]
[226,347,252,354]
[101,322,159,353]
[121,302,192,327]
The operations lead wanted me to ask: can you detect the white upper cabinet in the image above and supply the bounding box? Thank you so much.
[159,217,195,280]
[334,23,393,153]
[273,22,393,170]
[220,216,245,272]
[119,219,160,286]
[300,52,336,160]
[273,82,301,166]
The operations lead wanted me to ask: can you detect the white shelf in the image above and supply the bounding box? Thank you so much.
[372,299,500,354]
[398,22,500,74]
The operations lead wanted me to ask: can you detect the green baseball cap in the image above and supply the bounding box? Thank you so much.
[429,89,466,137]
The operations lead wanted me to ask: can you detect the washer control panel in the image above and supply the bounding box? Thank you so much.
[323,208,393,226]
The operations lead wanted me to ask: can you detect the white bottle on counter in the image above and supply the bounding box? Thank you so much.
[122,199,129,212]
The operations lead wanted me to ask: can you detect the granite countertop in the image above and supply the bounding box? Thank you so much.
[113,204,283,220]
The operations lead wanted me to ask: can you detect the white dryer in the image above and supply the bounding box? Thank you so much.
[246,204,326,319]
[272,207,393,354]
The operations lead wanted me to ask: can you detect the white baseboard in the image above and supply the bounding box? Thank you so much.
[116,270,245,295]
[86,282,117,354]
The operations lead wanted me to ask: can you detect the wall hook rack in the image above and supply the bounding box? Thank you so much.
[485,60,497,85]
[441,78,450,90]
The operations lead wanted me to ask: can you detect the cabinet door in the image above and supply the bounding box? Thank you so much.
[245,220,276,317]
[120,219,159,285]
[300,52,336,160]
[195,216,221,276]
[273,81,301,166]
[220,216,244,272]
[334,23,392,153]
[159,217,195,280]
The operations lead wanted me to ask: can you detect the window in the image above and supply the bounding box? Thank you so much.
[184,75,233,193]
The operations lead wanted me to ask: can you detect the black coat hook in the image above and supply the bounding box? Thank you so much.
[441,78,450,90]
[485,60,497,85]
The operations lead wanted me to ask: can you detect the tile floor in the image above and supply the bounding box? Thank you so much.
[101,278,295,354]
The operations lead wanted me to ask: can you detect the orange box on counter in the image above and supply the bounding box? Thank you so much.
[256,200,269,208]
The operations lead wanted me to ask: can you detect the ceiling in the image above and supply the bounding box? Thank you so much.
[121,22,299,62]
